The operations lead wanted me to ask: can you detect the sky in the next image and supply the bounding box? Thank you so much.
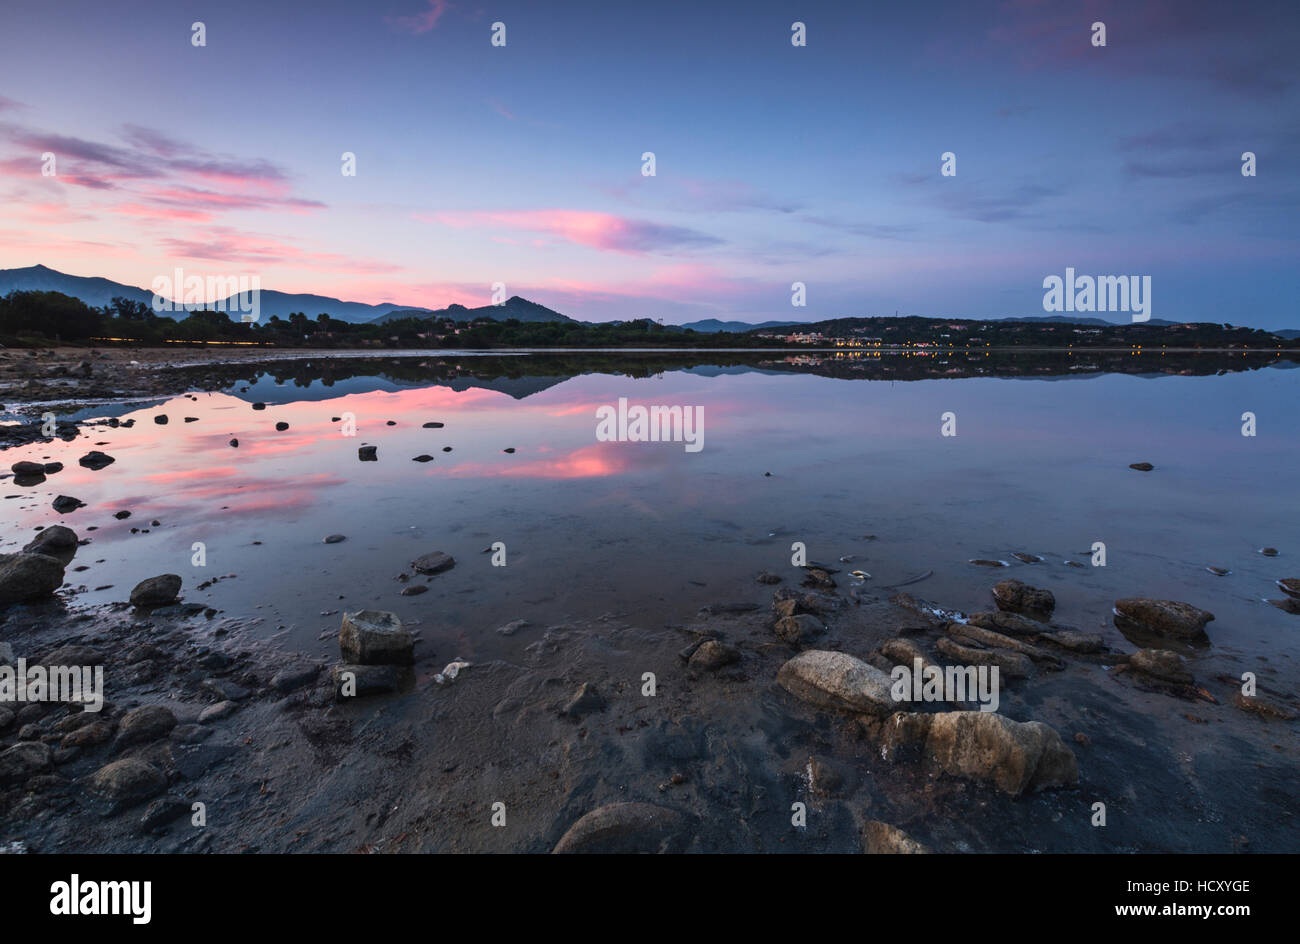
[0,0,1297,328]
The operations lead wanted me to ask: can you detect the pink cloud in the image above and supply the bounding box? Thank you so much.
[386,0,451,34]
[417,209,720,254]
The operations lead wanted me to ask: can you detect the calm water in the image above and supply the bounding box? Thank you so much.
[3,354,1298,680]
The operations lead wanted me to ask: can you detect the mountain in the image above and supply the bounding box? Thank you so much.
[1275,329,1300,339]
[0,265,429,324]
[678,319,799,333]
[369,296,576,325]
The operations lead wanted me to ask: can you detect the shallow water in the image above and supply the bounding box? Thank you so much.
[3,353,1298,684]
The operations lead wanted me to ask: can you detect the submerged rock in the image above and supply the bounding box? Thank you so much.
[1129,462,1154,471]
[1277,578,1300,599]
[774,613,825,647]
[864,821,930,854]
[1128,648,1193,684]
[339,609,414,665]
[412,551,455,575]
[689,639,741,670]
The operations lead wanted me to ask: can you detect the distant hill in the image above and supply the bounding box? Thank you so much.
[0,264,428,324]
[370,296,576,325]
[1275,329,1300,339]
[678,319,799,333]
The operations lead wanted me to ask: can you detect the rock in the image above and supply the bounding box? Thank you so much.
[1268,597,1300,615]
[935,636,1034,678]
[11,461,44,475]
[270,663,318,694]
[496,619,529,636]
[0,707,12,731]
[275,422,289,431]
[23,525,78,555]
[969,559,1009,568]
[1259,547,1279,557]
[52,495,85,513]
[1041,630,1104,653]
[0,551,67,604]
[339,609,414,665]
[88,758,166,810]
[0,742,53,784]
[422,422,444,428]
[1114,598,1214,639]
[129,573,182,607]
[62,721,114,749]
[864,821,930,854]
[949,623,1060,666]
[992,579,1055,620]
[966,610,1046,636]
[1206,566,1231,577]
[44,645,103,666]
[323,534,346,544]
[777,650,896,716]
[78,451,115,470]
[1129,462,1154,471]
[115,705,177,748]
[1232,693,1297,721]
[251,402,266,410]
[552,802,688,854]
[400,584,428,596]
[358,445,377,461]
[774,613,825,646]
[201,678,249,701]
[412,455,434,463]
[689,640,740,670]
[140,797,190,832]
[229,438,238,447]
[560,682,606,718]
[197,701,238,724]
[412,551,455,575]
[884,710,1078,796]
[332,663,406,698]
[154,414,168,425]
[1277,578,1300,600]
[756,572,782,585]
[1128,648,1193,684]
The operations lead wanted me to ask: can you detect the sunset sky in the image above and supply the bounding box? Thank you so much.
[1,0,1296,327]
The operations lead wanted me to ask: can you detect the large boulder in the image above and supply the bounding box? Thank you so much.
[339,610,414,665]
[1128,648,1193,684]
[87,758,167,810]
[0,741,53,784]
[129,574,182,607]
[881,710,1077,796]
[23,525,78,557]
[552,802,689,854]
[1114,598,1214,639]
[992,579,1055,620]
[0,552,66,605]
[777,650,895,716]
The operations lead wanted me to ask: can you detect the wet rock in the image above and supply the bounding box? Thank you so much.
[412,551,455,575]
[1128,648,1193,684]
[252,402,266,410]
[1011,552,1044,564]
[23,525,78,555]
[1114,598,1214,639]
[774,614,825,647]
[689,639,741,670]
[154,414,168,425]
[1041,629,1104,653]
[140,797,191,832]
[496,619,529,636]
[1232,693,1297,721]
[777,650,895,716]
[271,663,318,694]
[552,802,688,854]
[1268,597,1300,615]
[17,723,41,740]
[78,451,115,470]
[129,573,182,607]
[1277,578,1300,599]
[275,422,289,431]
[883,710,1077,796]
[113,510,131,520]
[756,571,782,585]
[967,610,1043,636]
[1129,462,1154,471]
[10,461,44,476]
[949,623,1061,666]
[1205,566,1231,577]
[560,682,607,718]
[806,755,843,796]
[115,705,178,749]
[400,584,428,596]
[935,637,1033,678]
[332,663,406,698]
[201,678,249,701]
[62,721,114,749]
[992,579,1054,620]
[358,445,377,461]
[0,742,53,784]
[229,439,238,447]
[323,534,346,544]
[969,559,1009,568]
[412,455,434,463]
[422,422,445,428]
[52,495,85,513]
[1259,547,1279,557]
[44,645,103,666]
[0,707,12,731]
[339,609,414,665]
[864,821,930,854]
[197,701,237,724]
[88,757,166,810]
[0,551,67,605]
